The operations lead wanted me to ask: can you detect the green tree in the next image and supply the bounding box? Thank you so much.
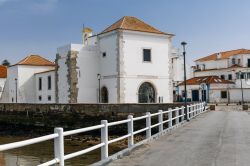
[1,59,10,66]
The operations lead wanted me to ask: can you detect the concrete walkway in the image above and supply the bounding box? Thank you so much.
[107,111,250,166]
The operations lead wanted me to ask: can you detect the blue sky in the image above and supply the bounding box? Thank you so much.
[1,0,250,65]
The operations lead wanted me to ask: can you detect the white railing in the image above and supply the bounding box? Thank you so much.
[0,102,207,166]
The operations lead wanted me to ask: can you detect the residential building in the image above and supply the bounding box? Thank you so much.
[35,69,56,103]
[178,49,250,103]
[0,55,55,103]
[56,16,174,103]
[0,65,7,99]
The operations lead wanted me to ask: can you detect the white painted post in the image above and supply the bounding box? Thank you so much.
[199,103,202,114]
[158,110,163,133]
[175,107,179,124]
[101,120,108,160]
[200,103,202,114]
[146,112,151,139]
[181,106,185,122]
[168,108,172,128]
[195,104,197,117]
[187,105,190,120]
[54,128,64,166]
[127,115,134,148]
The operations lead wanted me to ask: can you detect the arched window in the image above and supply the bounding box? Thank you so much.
[101,87,108,103]
[138,82,156,103]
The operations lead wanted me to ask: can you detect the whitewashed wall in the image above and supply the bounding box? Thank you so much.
[76,45,100,103]
[0,65,54,103]
[122,31,173,103]
[98,32,119,103]
[0,78,6,98]
[35,70,56,103]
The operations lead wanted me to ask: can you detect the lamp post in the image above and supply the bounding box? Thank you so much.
[181,41,188,120]
[15,78,18,103]
[97,74,101,103]
[239,71,244,105]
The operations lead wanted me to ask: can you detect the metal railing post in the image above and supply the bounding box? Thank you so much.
[158,110,163,133]
[175,107,179,124]
[101,120,108,160]
[181,106,185,122]
[146,112,151,139]
[54,128,64,166]
[168,108,172,128]
[127,115,134,148]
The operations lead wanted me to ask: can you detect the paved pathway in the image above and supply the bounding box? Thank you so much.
[108,111,250,166]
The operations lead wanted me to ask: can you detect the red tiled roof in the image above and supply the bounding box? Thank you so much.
[195,49,250,62]
[179,76,234,86]
[0,65,7,78]
[13,55,55,67]
[100,16,173,36]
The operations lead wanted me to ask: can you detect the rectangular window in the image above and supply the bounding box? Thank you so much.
[38,95,42,101]
[48,76,51,90]
[143,49,151,62]
[241,73,245,79]
[39,77,42,90]
[221,75,225,79]
[221,91,227,99]
[48,95,51,101]
[238,59,241,65]
[228,74,232,80]
[232,58,235,64]
[248,59,250,67]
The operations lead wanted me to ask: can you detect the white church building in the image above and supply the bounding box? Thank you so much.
[0,16,177,104]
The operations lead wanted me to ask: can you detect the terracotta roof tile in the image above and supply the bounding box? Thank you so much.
[179,76,234,86]
[195,49,250,62]
[13,55,55,67]
[0,65,7,78]
[100,16,173,36]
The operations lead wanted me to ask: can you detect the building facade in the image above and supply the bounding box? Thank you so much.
[178,49,250,103]
[56,16,174,103]
[0,55,55,103]
[0,65,7,99]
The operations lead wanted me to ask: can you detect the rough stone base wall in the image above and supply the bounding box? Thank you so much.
[0,103,188,136]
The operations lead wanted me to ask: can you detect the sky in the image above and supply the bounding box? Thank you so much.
[1,0,250,65]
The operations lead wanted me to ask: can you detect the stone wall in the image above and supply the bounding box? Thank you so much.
[0,103,187,136]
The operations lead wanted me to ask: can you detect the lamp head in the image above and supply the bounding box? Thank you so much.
[181,41,187,46]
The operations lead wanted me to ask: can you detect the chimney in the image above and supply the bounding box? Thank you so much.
[82,27,93,45]
[217,53,222,59]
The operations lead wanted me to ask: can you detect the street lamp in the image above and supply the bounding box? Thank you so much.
[15,78,18,103]
[97,74,101,103]
[239,71,244,105]
[181,41,188,120]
